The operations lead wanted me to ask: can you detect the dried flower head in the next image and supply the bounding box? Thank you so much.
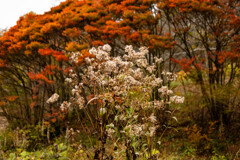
[103,44,112,52]
[60,101,71,111]
[170,96,185,104]
[46,93,59,104]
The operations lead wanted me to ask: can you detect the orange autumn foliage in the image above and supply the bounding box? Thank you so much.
[77,49,95,64]
[5,96,18,102]
[0,59,6,68]
[65,42,88,52]
[0,101,5,106]
[28,72,54,84]
[28,65,59,84]
[39,48,68,61]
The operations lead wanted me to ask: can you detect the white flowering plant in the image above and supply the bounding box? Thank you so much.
[47,44,184,159]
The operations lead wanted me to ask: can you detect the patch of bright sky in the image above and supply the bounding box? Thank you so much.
[0,0,66,29]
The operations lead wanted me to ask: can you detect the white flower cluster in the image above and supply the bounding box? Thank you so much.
[154,57,163,64]
[124,123,158,137]
[151,77,163,87]
[124,124,145,137]
[65,78,73,83]
[102,44,112,52]
[149,126,158,137]
[149,113,157,123]
[104,60,117,74]
[106,123,115,138]
[158,86,173,95]
[69,52,82,63]
[46,93,59,104]
[55,44,184,147]
[170,96,185,104]
[89,44,111,61]
[60,101,71,111]
[70,84,85,109]
[124,45,148,60]
[63,44,184,109]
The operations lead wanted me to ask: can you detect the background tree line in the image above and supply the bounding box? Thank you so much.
[0,0,239,139]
